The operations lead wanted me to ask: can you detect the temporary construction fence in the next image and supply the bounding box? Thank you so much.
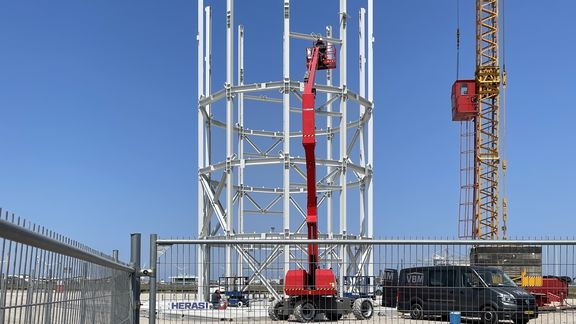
[2,210,575,324]
[145,236,576,323]
[0,208,141,324]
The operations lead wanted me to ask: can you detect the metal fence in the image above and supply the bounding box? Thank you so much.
[0,208,139,324]
[146,236,576,324]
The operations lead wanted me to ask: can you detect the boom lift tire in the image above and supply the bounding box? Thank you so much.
[352,298,374,320]
[294,301,316,322]
[268,299,289,321]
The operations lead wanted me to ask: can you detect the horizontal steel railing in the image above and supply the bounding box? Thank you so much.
[0,218,133,272]
[146,236,576,324]
[157,239,576,246]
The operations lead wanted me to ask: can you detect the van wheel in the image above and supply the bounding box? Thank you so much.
[410,302,424,320]
[481,306,499,324]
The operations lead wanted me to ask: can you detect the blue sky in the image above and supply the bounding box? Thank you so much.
[0,0,575,262]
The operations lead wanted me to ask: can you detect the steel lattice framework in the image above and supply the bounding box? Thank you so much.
[196,0,375,301]
[474,0,504,240]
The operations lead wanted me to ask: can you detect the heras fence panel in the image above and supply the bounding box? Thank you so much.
[0,209,137,324]
[145,236,576,324]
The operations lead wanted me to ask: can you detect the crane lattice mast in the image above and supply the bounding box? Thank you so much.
[454,0,507,240]
[474,0,505,240]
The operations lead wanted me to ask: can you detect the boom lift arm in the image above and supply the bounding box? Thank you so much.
[302,44,321,289]
[268,38,374,324]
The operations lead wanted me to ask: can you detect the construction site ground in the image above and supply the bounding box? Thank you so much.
[139,293,576,323]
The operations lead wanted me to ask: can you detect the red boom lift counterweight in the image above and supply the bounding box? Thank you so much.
[268,39,374,322]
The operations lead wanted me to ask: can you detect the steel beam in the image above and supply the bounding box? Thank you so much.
[283,0,291,277]
[196,0,205,302]
[367,0,374,279]
[339,0,347,295]
[225,0,234,278]
[289,31,342,45]
[326,25,334,255]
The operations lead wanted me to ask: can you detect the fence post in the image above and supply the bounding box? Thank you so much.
[79,262,87,324]
[44,269,53,324]
[130,233,141,324]
[149,234,157,324]
[0,275,4,324]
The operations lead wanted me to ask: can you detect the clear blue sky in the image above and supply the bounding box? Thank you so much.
[1,0,575,262]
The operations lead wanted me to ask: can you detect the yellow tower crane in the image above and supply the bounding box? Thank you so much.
[452,0,507,240]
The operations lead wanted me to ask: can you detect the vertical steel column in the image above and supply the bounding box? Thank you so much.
[204,5,212,169]
[225,0,234,278]
[358,7,367,277]
[130,233,141,324]
[367,0,375,278]
[338,0,347,293]
[203,5,212,301]
[358,8,366,238]
[282,0,291,276]
[148,234,157,324]
[325,25,334,269]
[237,24,245,277]
[196,0,205,302]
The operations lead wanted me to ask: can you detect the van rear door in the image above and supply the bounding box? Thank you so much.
[381,269,398,307]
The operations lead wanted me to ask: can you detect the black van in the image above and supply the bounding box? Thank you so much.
[397,265,537,324]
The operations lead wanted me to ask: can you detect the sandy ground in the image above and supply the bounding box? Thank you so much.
[138,293,576,324]
[139,309,576,324]
[3,290,574,323]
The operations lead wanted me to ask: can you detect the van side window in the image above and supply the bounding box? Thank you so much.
[429,270,444,287]
[463,270,480,287]
[430,269,458,287]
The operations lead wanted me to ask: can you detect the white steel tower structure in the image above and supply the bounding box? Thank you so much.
[196,0,375,300]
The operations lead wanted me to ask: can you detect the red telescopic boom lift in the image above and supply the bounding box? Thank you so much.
[268,39,374,322]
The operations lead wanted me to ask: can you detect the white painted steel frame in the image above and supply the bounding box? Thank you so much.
[196,0,374,299]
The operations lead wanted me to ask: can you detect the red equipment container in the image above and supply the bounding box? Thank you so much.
[528,276,571,307]
[451,80,477,121]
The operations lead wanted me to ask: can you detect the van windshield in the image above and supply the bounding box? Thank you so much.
[474,268,517,287]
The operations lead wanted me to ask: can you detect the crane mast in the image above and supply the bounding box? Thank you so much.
[474,0,505,240]
[453,0,506,240]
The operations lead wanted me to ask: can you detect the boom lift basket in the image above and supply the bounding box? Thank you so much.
[306,41,336,70]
